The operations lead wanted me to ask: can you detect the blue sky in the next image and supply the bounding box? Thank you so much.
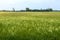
[0,0,60,10]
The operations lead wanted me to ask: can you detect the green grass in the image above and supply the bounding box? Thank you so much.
[0,12,60,40]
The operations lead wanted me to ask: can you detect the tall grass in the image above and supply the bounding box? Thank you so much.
[0,12,60,40]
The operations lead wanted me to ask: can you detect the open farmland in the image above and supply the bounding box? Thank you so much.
[0,12,60,40]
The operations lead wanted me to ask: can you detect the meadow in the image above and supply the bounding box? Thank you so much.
[0,12,60,40]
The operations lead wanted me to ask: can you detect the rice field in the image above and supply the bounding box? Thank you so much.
[0,12,60,40]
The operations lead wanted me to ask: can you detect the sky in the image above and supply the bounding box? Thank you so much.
[0,0,60,10]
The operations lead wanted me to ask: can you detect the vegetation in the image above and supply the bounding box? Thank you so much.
[0,12,60,40]
[26,8,53,12]
[0,8,53,12]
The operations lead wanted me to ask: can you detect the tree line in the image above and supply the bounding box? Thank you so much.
[25,8,53,12]
[0,8,53,12]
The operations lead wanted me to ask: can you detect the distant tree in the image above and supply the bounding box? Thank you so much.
[25,8,53,12]
[26,8,30,11]
[12,8,15,12]
[49,8,53,11]
[2,10,6,12]
[47,8,53,11]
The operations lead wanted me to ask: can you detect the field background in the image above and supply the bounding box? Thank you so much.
[0,12,60,40]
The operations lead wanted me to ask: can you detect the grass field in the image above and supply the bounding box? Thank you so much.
[0,12,60,40]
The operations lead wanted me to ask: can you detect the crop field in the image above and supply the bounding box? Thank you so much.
[0,12,60,40]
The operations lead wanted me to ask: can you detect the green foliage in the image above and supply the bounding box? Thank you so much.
[0,12,60,40]
[25,8,53,12]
